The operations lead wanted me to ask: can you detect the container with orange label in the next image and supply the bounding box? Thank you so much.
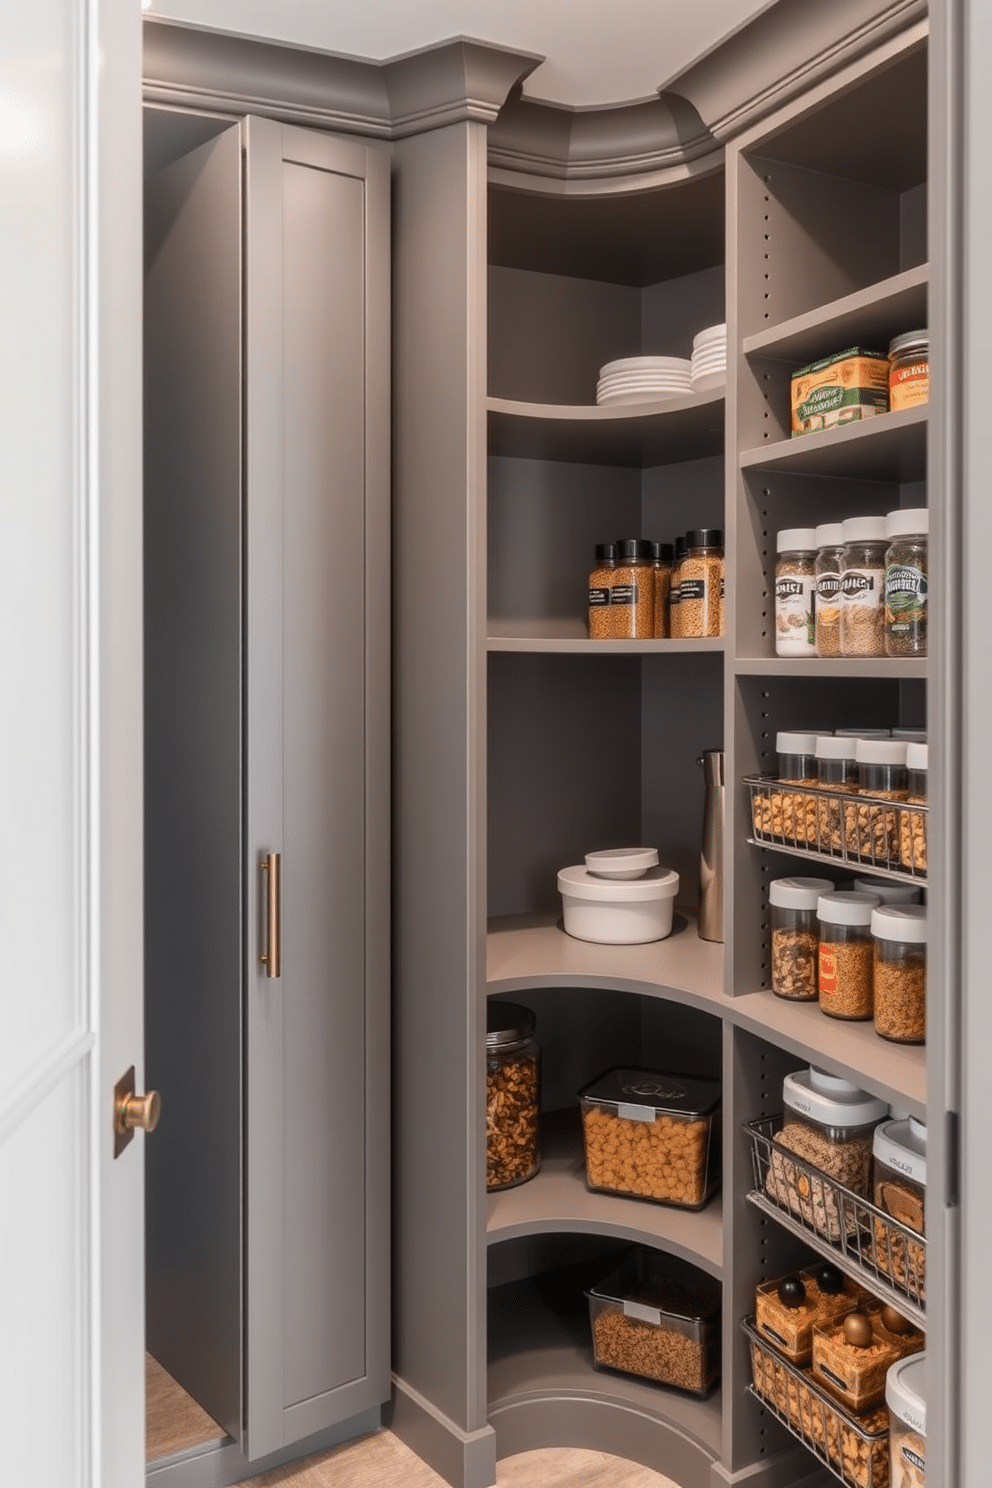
[791,347,890,437]
[888,330,929,412]
[816,890,881,1020]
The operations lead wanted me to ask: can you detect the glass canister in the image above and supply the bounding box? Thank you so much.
[588,541,617,640]
[669,534,687,638]
[486,1000,541,1190]
[769,876,834,1000]
[885,507,928,657]
[775,528,817,656]
[776,730,819,843]
[901,742,928,873]
[814,735,858,853]
[840,515,888,658]
[872,905,926,1044]
[874,1116,927,1296]
[612,538,654,639]
[816,891,881,1020]
[679,528,724,638]
[814,522,844,658]
[778,1066,888,1197]
[849,738,909,864]
[888,330,929,412]
[651,540,674,638]
[886,1356,927,1486]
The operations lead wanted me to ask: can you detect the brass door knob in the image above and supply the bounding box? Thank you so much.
[113,1065,162,1157]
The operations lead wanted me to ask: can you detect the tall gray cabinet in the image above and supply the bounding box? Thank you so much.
[143,111,390,1472]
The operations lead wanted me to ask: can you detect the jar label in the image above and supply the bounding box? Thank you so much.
[840,569,882,601]
[611,583,639,606]
[817,573,841,600]
[775,574,815,652]
[901,1445,926,1471]
[819,944,838,996]
[890,362,929,411]
[680,578,707,602]
[885,564,928,632]
[588,586,611,608]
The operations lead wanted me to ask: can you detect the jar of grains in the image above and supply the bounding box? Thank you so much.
[651,540,674,638]
[886,1356,927,1488]
[612,539,654,639]
[816,890,881,1020]
[680,528,724,637]
[587,542,618,640]
[776,730,819,843]
[849,738,909,864]
[884,507,928,657]
[840,515,888,657]
[669,534,687,639]
[814,522,844,657]
[486,1000,541,1190]
[874,1115,927,1297]
[814,735,858,854]
[872,904,926,1044]
[779,1066,888,1198]
[769,876,834,1000]
[888,329,929,412]
[901,742,928,873]
[775,528,817,656]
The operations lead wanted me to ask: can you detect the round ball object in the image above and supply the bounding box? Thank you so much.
[777,1275,806,1309]
[816,1263,845,1295]
[880,1304,912,1334]
[843,1312,873,1349]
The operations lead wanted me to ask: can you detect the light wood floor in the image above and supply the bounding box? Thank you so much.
[146,1354,227,1461]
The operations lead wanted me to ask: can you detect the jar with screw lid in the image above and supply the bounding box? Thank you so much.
[487,1000,541,1190]
[770,876,834,1001]
[840,516,888,657]
[680,528,724,637]
[651,541,674,638]
[669,534,687,638]
[848,739,909,864]
[817,891,881,1020]
[900,742,928,873]
[775,528,817,656]
[814,735,858,853]
[588,542,617,640]
[888,330,929,412]
[874,1116,927,1296]
[612,539,654,639]
[873,905,926,1044]
[814,522,844,657]
[885,508,928,657]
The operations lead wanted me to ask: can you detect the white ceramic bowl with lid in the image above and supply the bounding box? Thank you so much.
[584,846,659,880]
[557,864,679,944]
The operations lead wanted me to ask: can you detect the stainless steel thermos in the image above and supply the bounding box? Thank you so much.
[697,750,725,942]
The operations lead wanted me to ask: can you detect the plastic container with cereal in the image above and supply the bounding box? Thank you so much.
[811,1303,924,1411]
[586,1246,721,1395]
[873,1116,927,1299]
[754,1262,861,1365]
[887,1355,927,1487]
[578,1067,719,1209]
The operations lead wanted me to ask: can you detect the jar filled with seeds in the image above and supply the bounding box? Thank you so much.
[669,534,687,638]
[874,1116,927,1298]
[849,738,909,864]
[774,1066,888,1215]
[769,876,834,1000]
[775,730,819,843]
[901,742,928,873]
[611,538,654,639]
[872,904,926,1044]
[885,508,928,657]
[814,522,844,657]
[888,329,929,412]
[814,735,858,854]
[775,528,817,656]
[651,540,674,638]
[840,515,888,658]
[817,890,881,1020]
[679,528,724,638]
[588,541,617,640]
[886,1356,927,1488]
[486,1000,540,1190]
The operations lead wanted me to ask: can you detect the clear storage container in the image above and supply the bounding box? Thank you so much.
[817,891,881,1020]
[486,1001,540,1191]
[901,742,928,873]
[873,1116,927,1298]
[775,528,817,656]
[754,1262,860,1365]
[773,1066,888,1205]
[847,738,909,863]
[587,541,617,640]
[814,522,845,657]
[840,515,888,658]
[651,540,674,638]
[873,905,926,1043]
[578,1066,719,1208]
[587,1246,721,1394]
[811,1304,923,1412]
[769,876,834,1001]
[886,1355,927,1487]
[751,731,820,843]
[888,330,929,411]
[679,528,724,637]
[814,735,858,853]
[612,538,654,639]
[851,875,921,905]
[884,507,928,657]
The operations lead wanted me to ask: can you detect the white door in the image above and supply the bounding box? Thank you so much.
[0,3,144,1486]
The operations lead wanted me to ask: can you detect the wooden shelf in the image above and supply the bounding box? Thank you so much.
[488,389,724,466]
[487,1108,723,1275]
[740,405,926,482]
[742,265,929,363]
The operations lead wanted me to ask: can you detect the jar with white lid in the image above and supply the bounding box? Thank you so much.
[889,329,929,411]
[885,508,928,657]
[769,876,834,1000]
[848,738,909,863]
[814,522,844,657]
[873,1116,927,1297]
[851,875,921,905]
[775,528,817,656]
[840,515,888,657]
[886,1355,927,1485]
[901,742,928,873]
[779,1066,888,1197]
[817,891,881,1020]
[873,904,926,1043]
[834,727,891,738]
[814,735,858,853]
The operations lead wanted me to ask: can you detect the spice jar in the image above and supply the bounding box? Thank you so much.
[588,542,617,640]
[840,516,888,657]
[888,330,929,412]
[885,508,928,657]
[769,876,834,1001]
[679,528,724,637]
[814,522,844,657]
[817,891,881,1020]
[651,541,674,638]
[611,539,654,640]
[872,905,926,1044]
[486,1000,540,1190]
[874,1116,927,1297]
[669,534,687,639]
[886,1356,927,1487]
[849,738,909,864]
[901,742,928,873]
[775,528,817,656]
[777,1066,888,1205]
[814,735,858,854]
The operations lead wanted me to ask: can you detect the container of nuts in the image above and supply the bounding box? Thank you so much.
[486,1000,540,1191]
[887,1354,927,1488]
[873,1115,927,1301]
[586,1245,721,1394]
[578,1067,720,1209]
[872,904,926,1044]
[770,876,835,1000]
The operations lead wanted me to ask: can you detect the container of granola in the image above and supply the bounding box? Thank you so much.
[578,1066,719,1208]
[769,876,834,1001]
[587,1246,721,1394]
[887,1354,927,1487]
[817,891,882,1021]
[812,1304,923,1411]
[873,905,926,1044]
[847,739,909,864]
[754,1262,861,1365]
[900,743,928,874]
[815,735,858,853]
[873,1116,927,1298]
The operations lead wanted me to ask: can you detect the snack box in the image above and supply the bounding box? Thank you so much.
[754,1263,863,1365]
[791,348,889,436]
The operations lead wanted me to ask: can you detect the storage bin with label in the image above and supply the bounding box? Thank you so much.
[586,1246,721,1394]
[811,1303,923,1411]
[873,1115,927,1299]
[817,891,881,1021]
[578,1066,719,1208]
[754,1262,861,1365]
[886,1354,927,1487]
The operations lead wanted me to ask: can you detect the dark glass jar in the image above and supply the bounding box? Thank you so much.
[486,1001,541,1190]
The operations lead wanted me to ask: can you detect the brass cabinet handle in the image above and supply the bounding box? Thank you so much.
[260,851,281,978]
[113,1065,161,1158]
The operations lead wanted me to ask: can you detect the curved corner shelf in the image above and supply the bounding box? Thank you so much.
[740,404,927,482]
[742,263,929,363]
[487,910,725,1011]
[487,1108,723,1277]
[487,389,725,466]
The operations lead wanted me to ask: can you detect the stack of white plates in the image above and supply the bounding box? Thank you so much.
[691,323,727,392]
[596,355,693,406]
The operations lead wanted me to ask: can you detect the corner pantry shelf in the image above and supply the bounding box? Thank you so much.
[742,263,929,363]
[740,404,926,482]
[487,389,725,466]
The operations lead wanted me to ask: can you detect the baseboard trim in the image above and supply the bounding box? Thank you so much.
[145,1406,382,1487]
[387,1375,497,1488]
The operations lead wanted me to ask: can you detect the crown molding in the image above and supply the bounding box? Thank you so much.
[383,39,542,137]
